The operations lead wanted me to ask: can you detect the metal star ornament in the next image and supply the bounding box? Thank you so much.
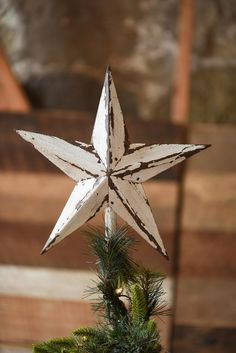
[17,67,209,258]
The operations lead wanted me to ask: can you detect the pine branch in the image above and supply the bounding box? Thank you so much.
[86,227,136,324]
[73,327,100,340]
[132,267,171,320]
[89,227,135,283]
[33,337,77,353]
[130,283,147,323]
[32,228,167,353]
[74,326,110,353]
[104,319,162,353]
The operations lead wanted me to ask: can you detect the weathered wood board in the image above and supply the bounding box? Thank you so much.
[178,230,236,277]
[179,124,236,276]
[0,265,172,349]
[175,277,236,328]
[0,111,182,349]
[173,326,235,353]
[0,111,185,179]
[0,174,177,274]
[173,123,236,352]
[185,124,236,174]
[0,295,96,344]
[0,294,171,348]
[0,174,177,230]
[1,110,234,351]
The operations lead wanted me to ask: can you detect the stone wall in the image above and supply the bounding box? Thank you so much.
[190,0,236,123]
[0,0,235,122]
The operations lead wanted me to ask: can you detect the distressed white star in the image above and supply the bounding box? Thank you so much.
[17,67,209,258]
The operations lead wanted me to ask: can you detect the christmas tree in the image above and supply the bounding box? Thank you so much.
[33,228,169,353]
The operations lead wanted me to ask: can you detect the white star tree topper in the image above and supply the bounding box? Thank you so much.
[17,67,209,259]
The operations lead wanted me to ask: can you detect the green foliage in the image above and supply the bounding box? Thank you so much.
[89,227,135,285]
[87,228,136,323]
[73,320,161,353]
[132,267,170,319]
[33,228,169,353]
[146,319,157,334]
[33,337,77,353]
[105,320,161,353]
[74,326,109,353]
[130,283,147,323]
[73,327,99,339]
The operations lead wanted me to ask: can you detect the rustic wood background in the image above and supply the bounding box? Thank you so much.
[0,111,235,352]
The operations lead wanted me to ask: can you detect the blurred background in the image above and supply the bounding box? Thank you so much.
[0,0,235,352]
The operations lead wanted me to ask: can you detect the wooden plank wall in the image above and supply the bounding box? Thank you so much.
[173,124,236,352]
[0,112,234,352]
[0,112,184,351]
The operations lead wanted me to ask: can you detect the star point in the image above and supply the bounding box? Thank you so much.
[17,68,210,258]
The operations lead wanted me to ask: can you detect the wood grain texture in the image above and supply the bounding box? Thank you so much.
[187,123,236,173]
[171,122,236,351]
[0,171,178,272]
[173,325,235,353]
[0,295,171,348]
[178,231,236,277]
[182,173,236,232]
[0,266,97,301]
[0,111,185,179]
[0,220,174,274]
[0,173,177,229]
[175,277,236,328]
[0,182,176,268]
[182,124,236,233]
[0,295,96,344]
[0,265,172,303]
[0,265,172,348]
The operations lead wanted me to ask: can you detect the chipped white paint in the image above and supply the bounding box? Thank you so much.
[17,67,209,258]
[108,77,127,168]
[91,67,127,169]
[109,178,166,255]
[113,144,207,183]
[91,82,108,168]
[41,177,108,253]
[17,130,104,182]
